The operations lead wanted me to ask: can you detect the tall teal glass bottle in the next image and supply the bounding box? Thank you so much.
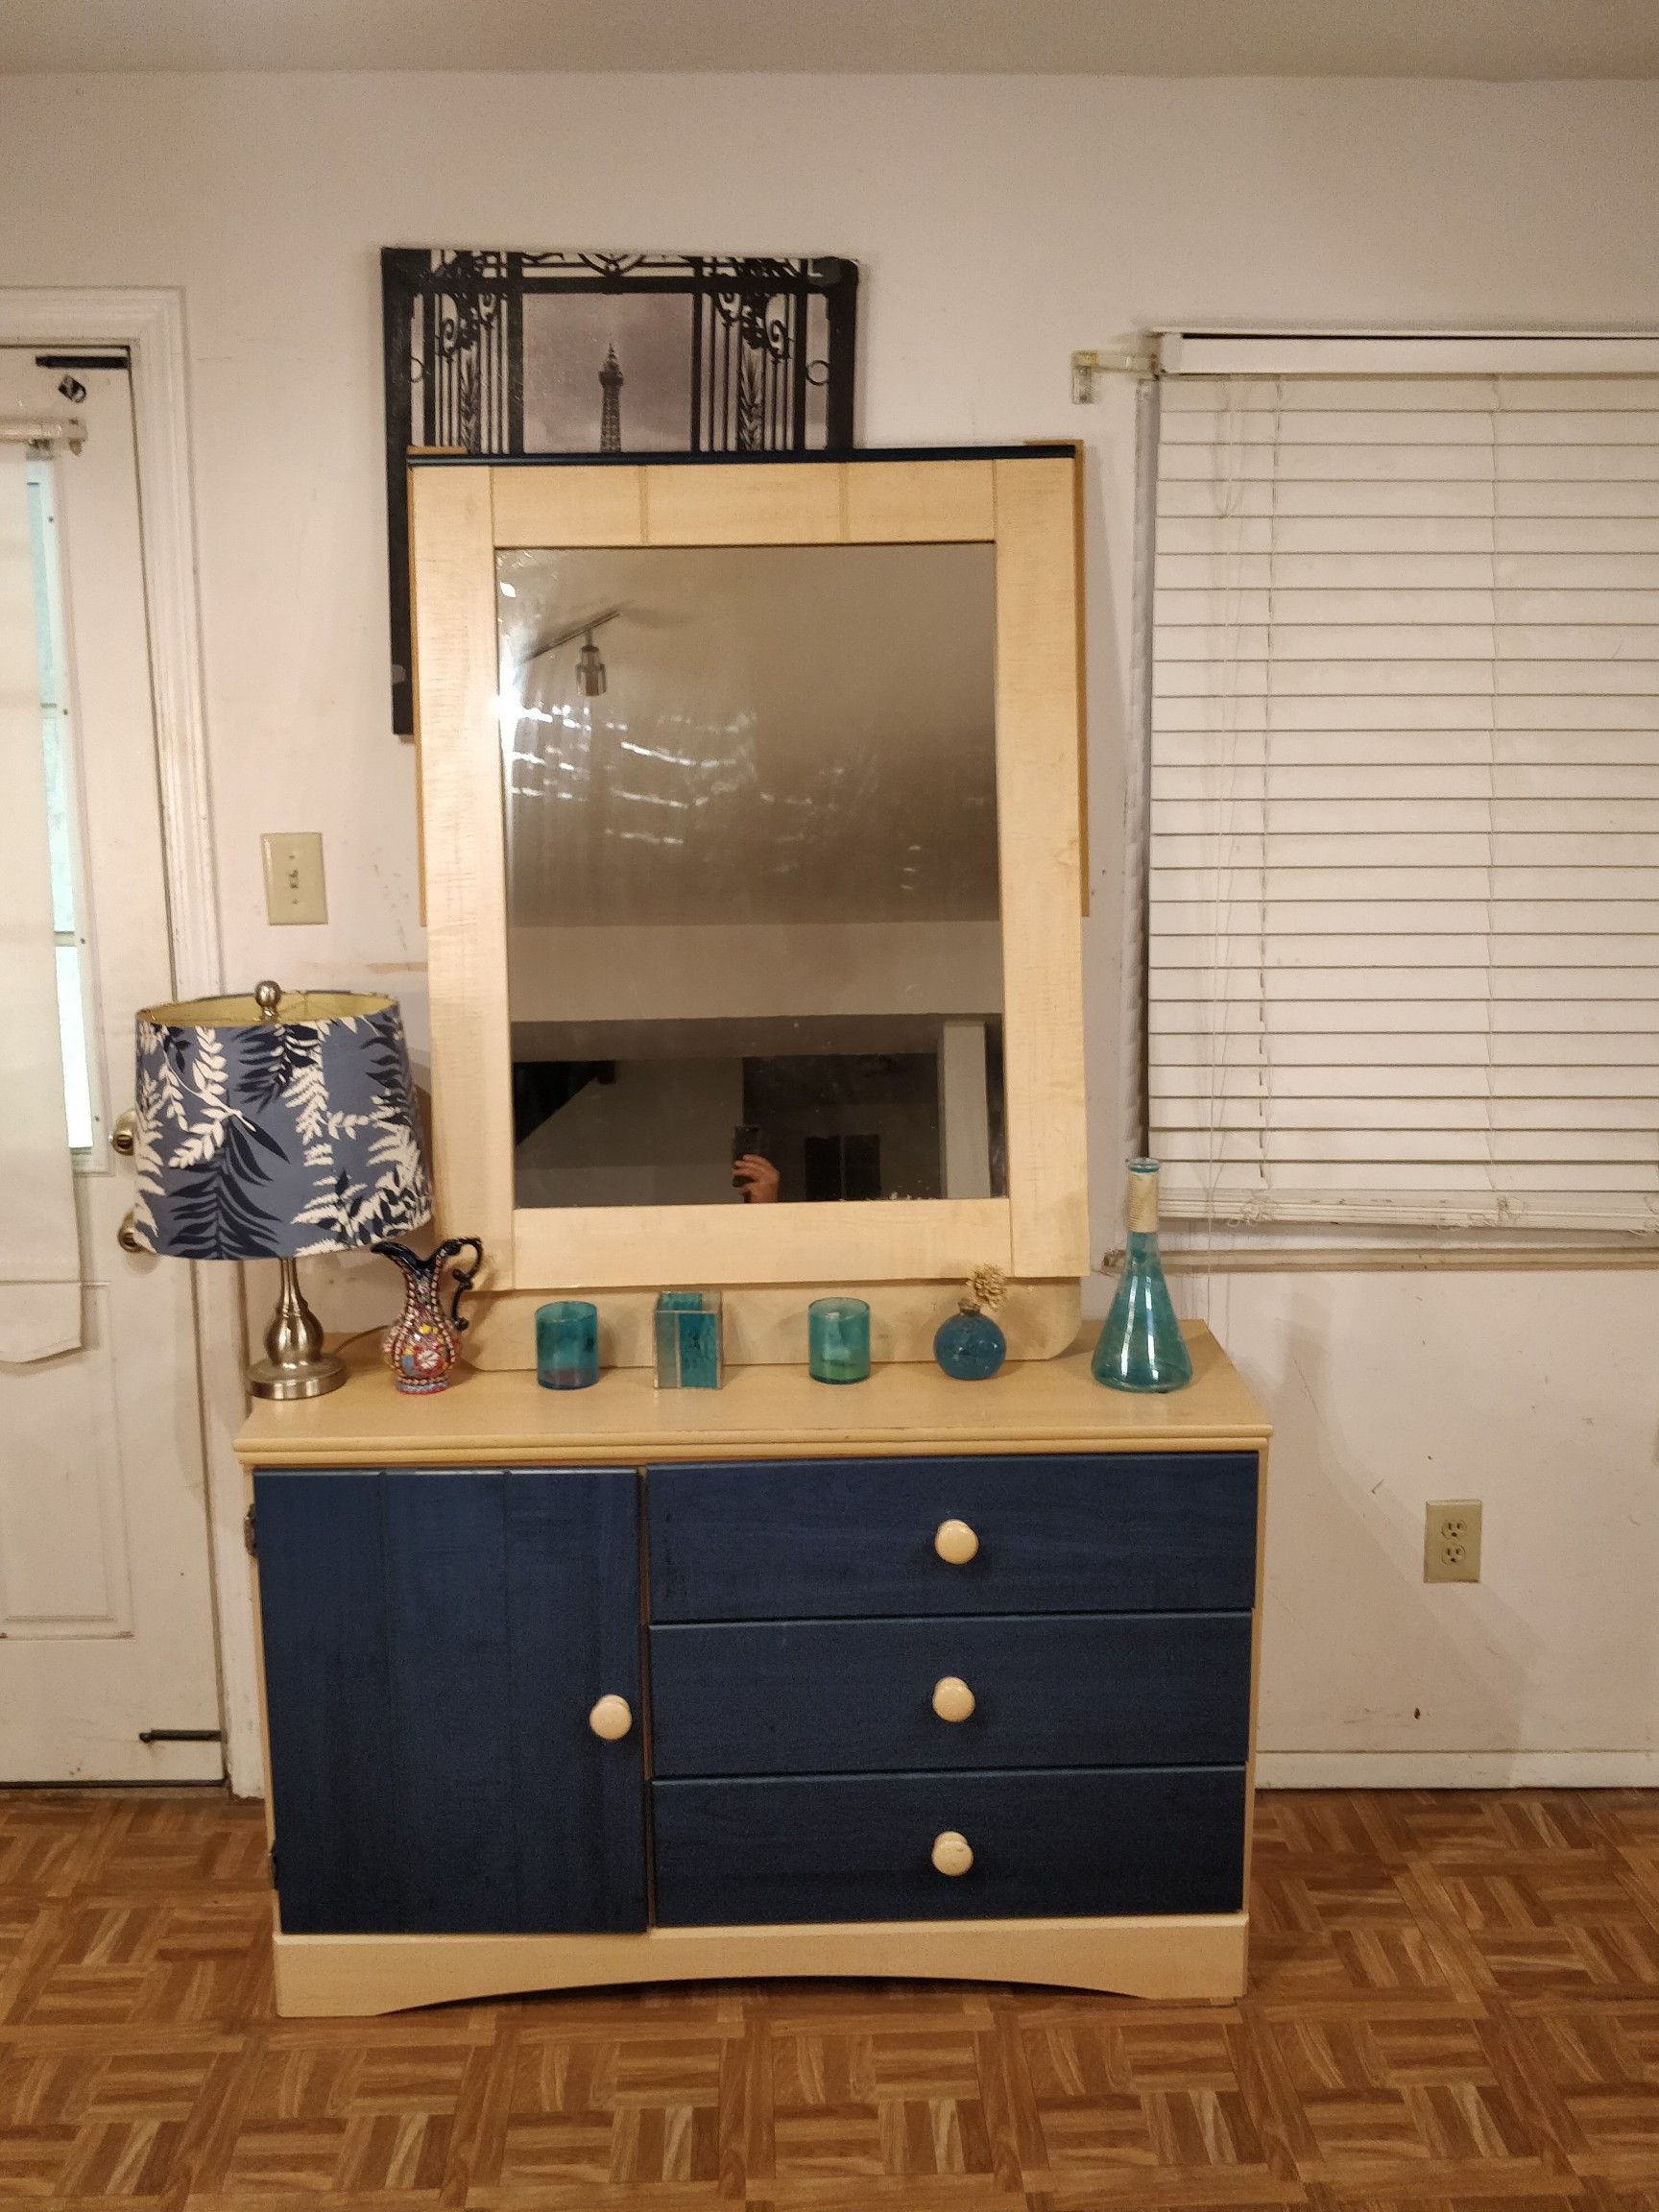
[1092,1159,1192,1392]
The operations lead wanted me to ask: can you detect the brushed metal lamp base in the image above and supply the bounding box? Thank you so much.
[249,1256,347,1401]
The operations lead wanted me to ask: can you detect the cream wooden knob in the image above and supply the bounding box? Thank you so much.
[587,1694,633,1742]
[930,1675,976,1723]
[931,1829,974,1878]
[933,1518,979,1566]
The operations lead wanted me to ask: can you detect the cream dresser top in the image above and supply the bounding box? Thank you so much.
[237,1322,1270,1469]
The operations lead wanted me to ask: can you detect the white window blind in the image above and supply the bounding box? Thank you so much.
[1148,358,1659,1234]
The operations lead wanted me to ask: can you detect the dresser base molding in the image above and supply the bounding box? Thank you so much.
[272,1912,1249,2017]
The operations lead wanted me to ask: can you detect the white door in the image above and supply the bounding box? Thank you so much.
[0,349,220,1779]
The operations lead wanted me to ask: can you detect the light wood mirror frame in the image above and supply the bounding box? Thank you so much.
[409,448,1088,1293]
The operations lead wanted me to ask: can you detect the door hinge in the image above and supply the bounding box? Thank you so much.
[244,1503,256,1557]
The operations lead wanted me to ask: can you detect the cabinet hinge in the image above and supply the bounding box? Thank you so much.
[244,1504,256,1557]
[268,1845,278,1889]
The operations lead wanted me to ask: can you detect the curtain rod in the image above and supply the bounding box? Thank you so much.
[1072,330,1659,400]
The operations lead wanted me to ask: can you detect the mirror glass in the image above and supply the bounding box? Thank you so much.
[497,541,1003,1208]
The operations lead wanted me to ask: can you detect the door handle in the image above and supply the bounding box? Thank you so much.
[117,1209,145,1256]
[111,1108,137,1157]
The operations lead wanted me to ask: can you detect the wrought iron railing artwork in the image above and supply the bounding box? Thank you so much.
[381,248,859,733]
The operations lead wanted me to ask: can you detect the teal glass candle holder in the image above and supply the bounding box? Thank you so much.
[808,1296,870,1384]
[654,1289,723,1389]
[536,1300,598,1389]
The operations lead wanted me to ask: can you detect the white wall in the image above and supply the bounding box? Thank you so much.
[4,69,1658,1779]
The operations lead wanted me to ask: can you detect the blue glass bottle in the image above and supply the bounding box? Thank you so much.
[1092,1160,1192,1393]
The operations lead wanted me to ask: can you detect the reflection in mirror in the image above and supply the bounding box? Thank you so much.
[497,541,1003,1208]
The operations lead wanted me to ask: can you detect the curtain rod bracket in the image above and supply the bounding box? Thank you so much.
[2,413,86,454]
[1071,349,1158,404]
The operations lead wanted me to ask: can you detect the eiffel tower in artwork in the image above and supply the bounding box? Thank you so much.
[599,343,623,453]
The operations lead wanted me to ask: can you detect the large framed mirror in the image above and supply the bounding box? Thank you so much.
[411,451,1086,1291]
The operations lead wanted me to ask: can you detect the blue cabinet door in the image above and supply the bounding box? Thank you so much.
[254,1465,645,1936]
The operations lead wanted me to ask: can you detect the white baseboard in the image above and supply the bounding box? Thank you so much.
[1257,1749,1659,1789]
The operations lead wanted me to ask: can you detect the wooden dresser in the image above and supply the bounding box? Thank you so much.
[237,1323,1269,2017]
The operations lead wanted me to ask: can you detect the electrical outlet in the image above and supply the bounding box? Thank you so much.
[1425,1499,1482,1583]
[262,832,327,926]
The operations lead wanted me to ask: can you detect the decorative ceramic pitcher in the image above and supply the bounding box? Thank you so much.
[373,1238,484,1395]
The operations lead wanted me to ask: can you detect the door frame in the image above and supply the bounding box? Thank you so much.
[0,288,260,1792]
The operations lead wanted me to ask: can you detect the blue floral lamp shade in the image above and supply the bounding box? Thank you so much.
[131,981,431,1400]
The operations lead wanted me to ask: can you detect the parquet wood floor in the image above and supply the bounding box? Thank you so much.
[3,1789,1659,2208]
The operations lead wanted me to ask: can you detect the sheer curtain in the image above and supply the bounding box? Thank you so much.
[0,443,82,1359]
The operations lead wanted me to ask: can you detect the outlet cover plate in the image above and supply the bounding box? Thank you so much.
[1425,1498,1482,1583]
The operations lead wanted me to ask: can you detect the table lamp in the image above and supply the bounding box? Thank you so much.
[126,980,432,1400]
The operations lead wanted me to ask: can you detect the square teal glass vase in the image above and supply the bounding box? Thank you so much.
[654,1289,724,1389]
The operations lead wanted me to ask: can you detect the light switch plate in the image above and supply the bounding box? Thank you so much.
[262,832,327,926]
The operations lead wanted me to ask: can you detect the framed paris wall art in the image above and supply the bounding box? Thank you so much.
[380,249,860,732]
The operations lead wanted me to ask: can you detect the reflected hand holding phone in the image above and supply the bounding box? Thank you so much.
[732,1123,778,1203]
[733,1140,780,1204]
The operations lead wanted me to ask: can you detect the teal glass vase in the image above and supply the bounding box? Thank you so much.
[1092,1160,1192,1393]
[933,1305,1006,1382]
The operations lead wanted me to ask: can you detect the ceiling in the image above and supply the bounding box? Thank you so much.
[3,0,1658,78]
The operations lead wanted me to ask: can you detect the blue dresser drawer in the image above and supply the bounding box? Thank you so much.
[647,1453,1258,1621]
[650,1612,1251,1776]
[652,1767,1248,1924]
